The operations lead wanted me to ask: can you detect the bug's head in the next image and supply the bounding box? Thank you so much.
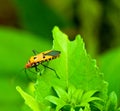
[25,61,31,68]
[25,56,38,68]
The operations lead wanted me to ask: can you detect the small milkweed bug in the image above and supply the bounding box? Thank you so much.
[25,50,61,78]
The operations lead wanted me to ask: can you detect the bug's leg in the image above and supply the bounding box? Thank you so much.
[41,63,60,79]
[28,68,37,74]
[35,66,41,75]
[32,49,39,55]
[25,68,36,79]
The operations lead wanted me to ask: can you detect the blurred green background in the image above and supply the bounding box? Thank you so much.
[0,0,120,111]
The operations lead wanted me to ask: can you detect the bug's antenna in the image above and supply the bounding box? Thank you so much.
[24,68,27,74]
[24,68,30,78]
[32,50,39,55]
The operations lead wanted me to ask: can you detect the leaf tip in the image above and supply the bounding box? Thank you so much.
[16,86,21,92]
[52,26,59,32]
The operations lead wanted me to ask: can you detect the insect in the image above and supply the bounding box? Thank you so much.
[25,50,61,78]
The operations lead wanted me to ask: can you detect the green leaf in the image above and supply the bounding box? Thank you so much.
[16,86,42,111]
[105,91,118,111]
[53,85,68,101]
[68,85,77,97]
[84,104,91,111]
[45,95,65,106]
[70,107,75,111]
[78,90,103,110]
[35,26,108,109]
[16,86,40,111]
[80,90,103,104]
[81,90,99,101]
[87,97,103,102]
[45,95,66,111]
[79,108,84,111]
[67,85,84,105]
[92,102,104,111]
[52,26,108,99]
[72,89,84,104]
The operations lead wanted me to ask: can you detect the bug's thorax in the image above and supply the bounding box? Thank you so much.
[25,54,43,68]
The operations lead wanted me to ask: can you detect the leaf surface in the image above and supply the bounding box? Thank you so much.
[35,26,108,106]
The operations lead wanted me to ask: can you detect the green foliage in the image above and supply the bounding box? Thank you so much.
[16,26,116,111]
[0,27,51,73]
[77,0,102,56]
[102,91,120,111]
[99,48,120,98]
[16,86,40,111]
[0,0,119,110]
[0,27,51,111]
[105,92,117,111]
[46,85,103,111]
[13,0,67,39]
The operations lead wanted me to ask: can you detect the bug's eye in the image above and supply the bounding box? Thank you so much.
[33,56,37,60]
[43,55,45,58]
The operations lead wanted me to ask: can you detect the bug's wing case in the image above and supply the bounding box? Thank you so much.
[44,50,61,56]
